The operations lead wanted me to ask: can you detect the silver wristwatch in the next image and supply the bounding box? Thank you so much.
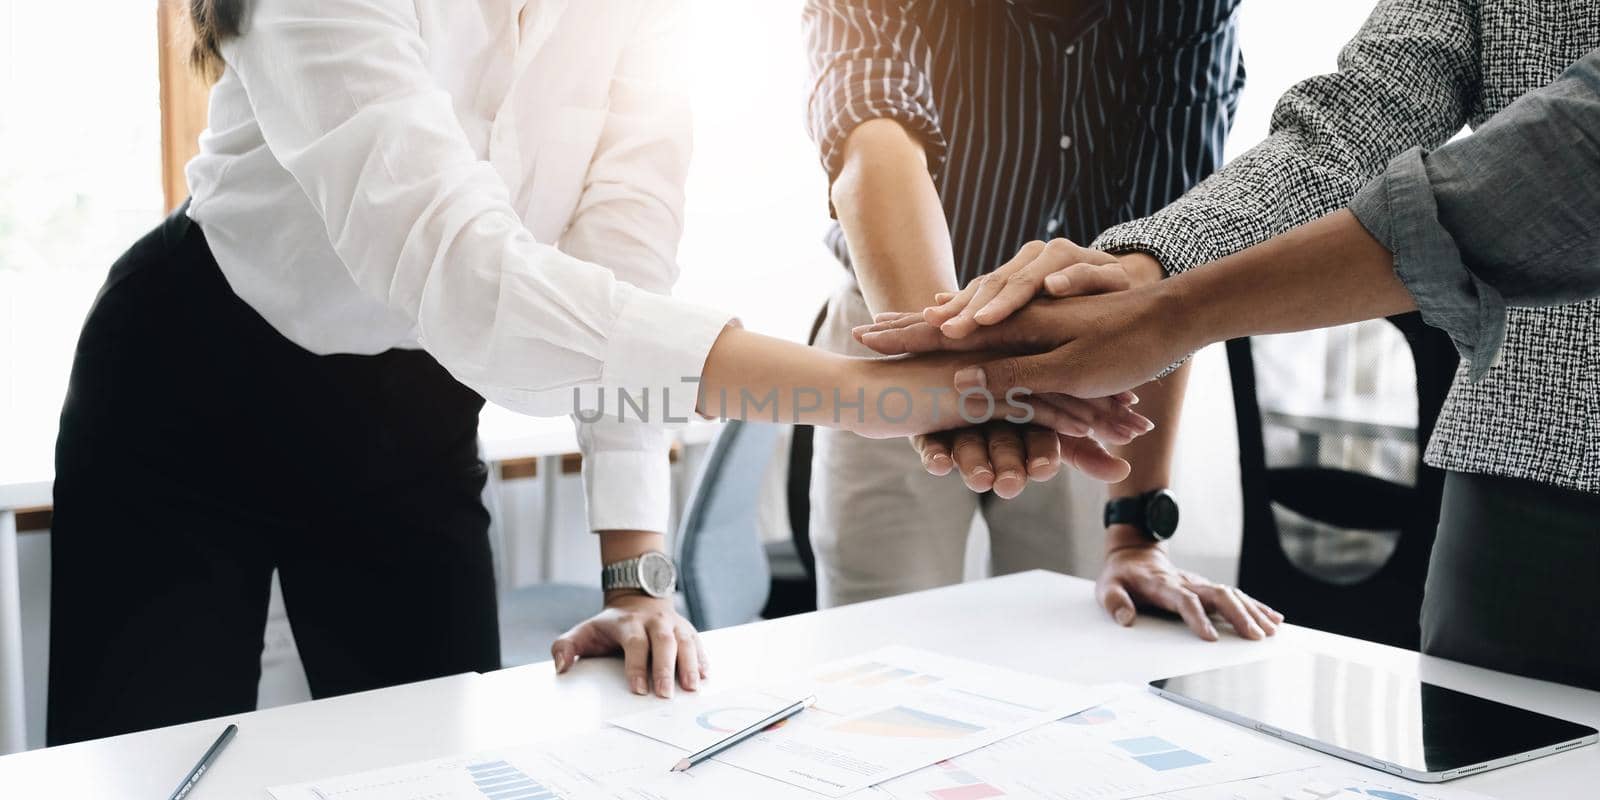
[601,550,678,598]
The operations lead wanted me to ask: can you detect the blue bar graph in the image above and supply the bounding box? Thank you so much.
[467,760,557,800]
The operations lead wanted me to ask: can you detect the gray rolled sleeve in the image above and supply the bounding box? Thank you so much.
[1350,46,1600,379]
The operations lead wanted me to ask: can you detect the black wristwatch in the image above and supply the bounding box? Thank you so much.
[1103,489,1180,542]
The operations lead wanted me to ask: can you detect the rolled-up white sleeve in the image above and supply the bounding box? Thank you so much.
[224,1,731,531]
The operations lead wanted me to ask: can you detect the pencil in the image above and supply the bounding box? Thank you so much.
[670,696,814,772]
[169,723,237,800]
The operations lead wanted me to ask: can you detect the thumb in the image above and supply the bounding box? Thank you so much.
[1045,263,1133,297]
[551,619,613,672]
[1060,435,1131,483]
[1099,581,1138,627]
[551,637,576,673]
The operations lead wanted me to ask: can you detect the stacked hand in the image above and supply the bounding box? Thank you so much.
[857,245,1190,400]
[857,238,1282,641]
[860,240,1184,490]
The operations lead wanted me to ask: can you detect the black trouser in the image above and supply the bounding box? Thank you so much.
[46,207,500,745]
[1421,471,1600,691]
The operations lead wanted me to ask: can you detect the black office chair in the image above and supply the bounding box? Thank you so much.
[760,303,829,620]
[1230,313,1458,649]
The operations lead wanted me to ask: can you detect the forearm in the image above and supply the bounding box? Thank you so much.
[1108,363,1188,497]
[1092,0,1478,277]
[697,326,997,435]
[831,119,959,314]
[1172,210,1416,350]
[599,530,667,565]
[1107,252,1184,501]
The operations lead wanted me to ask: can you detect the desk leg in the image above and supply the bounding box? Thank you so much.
[0,511,27,754]
[539,455,559,584]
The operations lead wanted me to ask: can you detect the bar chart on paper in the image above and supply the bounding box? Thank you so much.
[266,751,593,800]
[464,760,555,800]
[611,646,1108,797]
[875,686,1319,800]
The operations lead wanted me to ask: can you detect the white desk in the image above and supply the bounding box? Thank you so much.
[1,571,1595,798]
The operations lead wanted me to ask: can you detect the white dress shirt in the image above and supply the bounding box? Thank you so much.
[185,0,732,534]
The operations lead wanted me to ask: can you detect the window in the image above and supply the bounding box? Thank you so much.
[0,0,166,488]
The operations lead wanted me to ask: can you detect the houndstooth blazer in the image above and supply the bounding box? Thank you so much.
[1094,0,1600,494]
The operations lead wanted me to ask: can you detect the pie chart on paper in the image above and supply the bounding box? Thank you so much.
[695,707,771,734]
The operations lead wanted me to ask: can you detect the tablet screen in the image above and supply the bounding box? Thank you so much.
[1150,652,1595,778]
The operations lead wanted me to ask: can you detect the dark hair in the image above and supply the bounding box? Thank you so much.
[188,0,245,82]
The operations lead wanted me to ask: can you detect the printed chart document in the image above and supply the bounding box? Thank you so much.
[609,646,1107,797]
[268,727,821,800]
[873,686,1319,800]
[1154,765,1502,800]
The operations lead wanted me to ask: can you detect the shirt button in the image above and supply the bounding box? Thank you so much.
[1064,44,1077,56]
[1059,135,1073,150]
[1045,218,1061,234]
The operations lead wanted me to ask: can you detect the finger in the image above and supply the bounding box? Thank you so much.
[943,275,1011,338]
[927,241,1046,327]
[851,311,926,342]
[1043,262,1134,297]
[1060,435,1131,483]
[551,616,615,669]
[973,252,1083,326]
[1195,582,1264,640]
[620,626,651,696]
[647,620,678,698]
[1098,581,1138,627]
[950,428,994,492]
[912,433,955,476]
[1038,395,1150,444]
[1256,594,1286,624]
[924,279,984,327]
[932,292,955,304]
[551,637,576,674]
[1234,588,1281,634]
[1162,584,1219,641]
[675,629,701,691]
[1022,426,1061,482]
[695,637,711,679]
[1019,402,1092,439]
[858,320,975,355]
[985,424,1028,499]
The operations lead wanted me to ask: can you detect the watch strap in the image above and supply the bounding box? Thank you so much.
[601,557,644,592]
[1103,495,1148,530]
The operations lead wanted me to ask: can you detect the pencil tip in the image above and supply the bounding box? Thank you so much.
[671,759,691,773]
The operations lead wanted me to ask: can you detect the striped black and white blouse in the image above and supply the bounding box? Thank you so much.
[802,0,1245,285]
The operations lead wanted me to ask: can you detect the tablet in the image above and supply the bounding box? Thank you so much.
[1149,652,1597,782]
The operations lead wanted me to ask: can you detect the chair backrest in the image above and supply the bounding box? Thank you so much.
[676,419,783,631]
[1231,313,1457,649]
[784,302,831,584]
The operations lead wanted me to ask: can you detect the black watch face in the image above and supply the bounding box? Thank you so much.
[1147,492,1180,540]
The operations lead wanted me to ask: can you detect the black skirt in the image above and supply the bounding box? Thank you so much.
[1422,470,1600,690]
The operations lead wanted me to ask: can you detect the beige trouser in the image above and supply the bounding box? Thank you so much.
[809,283,1103,608]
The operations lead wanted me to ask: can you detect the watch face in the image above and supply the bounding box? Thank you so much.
[1147,492,1180,540]
[639,551,677,597]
